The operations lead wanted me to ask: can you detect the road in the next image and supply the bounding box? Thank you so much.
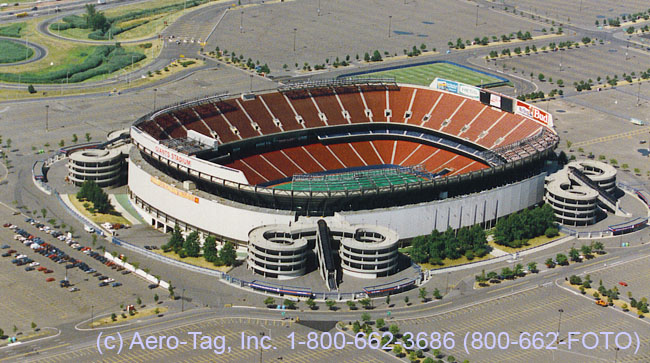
[0,36,46,67]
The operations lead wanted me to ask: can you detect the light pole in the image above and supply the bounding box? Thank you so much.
[317,0,320,16]
[614,347,620,362]
[181,288,185,312]
[91,305,94,327]
[388,16,392,38]
[45,105,49,132]
[250,74,254,92]
[292,28,297,52]
[240,11,243,33]
[476,5,479,27]
[153,88,158,111]
[556,308,564,343]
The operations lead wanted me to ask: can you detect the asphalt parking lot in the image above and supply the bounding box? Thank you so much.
[585,254,650,304]
[0,208,162,331]
[391,284,650,362]
[24,317,387,363]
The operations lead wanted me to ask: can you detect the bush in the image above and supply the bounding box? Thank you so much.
[545,227,559,238]
[28,84,36,94]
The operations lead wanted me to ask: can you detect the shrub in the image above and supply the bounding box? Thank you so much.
[545,227,559,238]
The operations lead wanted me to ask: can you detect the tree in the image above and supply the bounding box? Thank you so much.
[569,275,582,285]
[0,328,3,337]
[264,297,275,307]
[423,358,434,363]
[376,318,385,330]
[389,324,400,336]
[556,253,569,266]
[404,296,410,305]
[557,79,564,87]
[569,247,580,262]
[514,263,524,277]
[283,299,296,310]
[136,296,142,305]
[31,322,36,330]
[305,298,316,310]
[163,225,184,253]
[111,313,117,321]
[352,321,361,333]
[527,261,538,273]
[433,288,442,299]
[168,283,175,299]
[592,241,604,253]
[28,84,37,94]
[218,241,237,266]
[346,300,356,310]
[370,50,382,62]
[202,236,218,263]
[85,132,91,142]
[361,312,371,322]
[183,231,201,257]
[359,298,371,309]
[363,52,370,62]
[385,295,390,306]
[447,356,456,362]
[538,73,545,81]
[580,244,592,259]
[154,294,159,303]
[59,140,65,147]
[545,258,555,268]
[393,344,402,356]
[419,287,428,301]
[325,299,336,310]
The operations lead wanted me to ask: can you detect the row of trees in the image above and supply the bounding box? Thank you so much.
[76,180,112,214]
[494,204,557,248]
[162,226,236,266]
[475,262,537,285]
[573,69,650,91]
[410,225,489,265]
[214,47,270,74]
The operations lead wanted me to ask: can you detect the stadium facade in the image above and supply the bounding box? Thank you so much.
[127,78,558,245]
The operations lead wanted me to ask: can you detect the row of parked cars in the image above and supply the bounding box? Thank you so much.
[4,219,124,288]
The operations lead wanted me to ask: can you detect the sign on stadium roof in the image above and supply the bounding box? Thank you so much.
[431,78,480,100]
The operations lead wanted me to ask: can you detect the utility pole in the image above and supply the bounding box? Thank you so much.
[388,15,392,38]
[45,105,49,132]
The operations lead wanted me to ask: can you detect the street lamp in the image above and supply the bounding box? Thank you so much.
[317,0,320,16]
[476,5,479,27]
[556,308,564,343]
[614,347,620,362]
[388,16,392,38]
[153,88,158,111]
[91,305,94,327]
[181,288,185,312]
[250,74,254,92]
[292,28,297,52]
[45,105,49,132]
[240,11,243,33]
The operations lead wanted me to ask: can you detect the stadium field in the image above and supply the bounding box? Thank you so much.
[354,62,505,87]
[271,166,431,192]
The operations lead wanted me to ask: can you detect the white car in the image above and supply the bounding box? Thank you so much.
[106,278,115,283]
[16,254,26,259]
[13,234,22,240]
[29,262,40,267]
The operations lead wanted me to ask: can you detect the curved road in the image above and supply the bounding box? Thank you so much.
[0,36,47,67]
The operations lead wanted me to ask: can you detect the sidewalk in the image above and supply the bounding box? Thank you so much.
[109,194,142,225]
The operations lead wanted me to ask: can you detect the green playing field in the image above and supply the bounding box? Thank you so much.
[355,62,505,87]
[272,169,425,192]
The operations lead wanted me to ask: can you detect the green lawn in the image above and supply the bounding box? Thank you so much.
[0,39,33,63]
[355,62,505,87]
[0,22,25,38]
[272,169,424,191]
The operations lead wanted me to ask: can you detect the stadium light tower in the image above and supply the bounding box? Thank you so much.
[388,16,392,38]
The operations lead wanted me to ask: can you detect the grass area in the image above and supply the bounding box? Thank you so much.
[488,233,565,254]
[0,54,198,99]
[151,249,232,273]
[0,22,25,38]
[50,0,224,41]
[419,253,494,270]
[114,194,145,223]
[68,194,132,226]
[354,62,504,87]
[90,306,168,328]
[0,39,33,63]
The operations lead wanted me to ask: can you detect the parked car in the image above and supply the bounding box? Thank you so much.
[99,281,109,287]
[46,277,55,282]
[44,269,53,274]
[69,287,79,292]
[111,282,122,287]
[24,266,34,271]
[148,284,158,289]
[1,244,9,249]
[619,281,628,287]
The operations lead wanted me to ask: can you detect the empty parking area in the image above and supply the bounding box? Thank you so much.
[499,0,650,28]
[585,254,650,303]
[392,285,650,362]
[0,213,158,330]
[28,318,386,363]
[489,43,650,93]
[210,0,543,71]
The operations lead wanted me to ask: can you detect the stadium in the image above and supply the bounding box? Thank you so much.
[127,77,559,246]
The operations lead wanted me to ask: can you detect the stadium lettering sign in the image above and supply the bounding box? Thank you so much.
[489,93,501,108]
[515,100,553,126]
[150,176,199,203]
[154,145,192,167]
[432,78,480,100]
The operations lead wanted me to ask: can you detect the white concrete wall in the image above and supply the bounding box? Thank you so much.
[336,173,546,239]
[129,160,295,242]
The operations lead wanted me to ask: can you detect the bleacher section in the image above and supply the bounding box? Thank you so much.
[138,81,556,188]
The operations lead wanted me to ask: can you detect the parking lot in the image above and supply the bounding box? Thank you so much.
[210,0,545,71]
[500,0,650,28]
[392,284,650,362]
[25,318,387,363]
[0,211,163,332]
[585,254,650,304]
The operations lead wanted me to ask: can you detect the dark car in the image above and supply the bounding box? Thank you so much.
[1,252,10,257]
[31,6,38,11]
[99,281,109,287]
[121,270,131,275]
[93,272,102,277]
[25,266,35,271]
[112,282,122,287]
[1,244,9,249]
[98,275,108,280]
[148,284,158,289]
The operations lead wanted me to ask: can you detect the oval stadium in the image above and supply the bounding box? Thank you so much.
[128,78,558,245]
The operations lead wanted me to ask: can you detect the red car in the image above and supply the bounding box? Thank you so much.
[37,266,47,271]
[45,277,55,282]
[44,269,53,274]
[619,281,628,287]
[3,223,11,227]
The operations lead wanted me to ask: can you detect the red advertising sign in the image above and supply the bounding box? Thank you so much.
[515,100,553,127]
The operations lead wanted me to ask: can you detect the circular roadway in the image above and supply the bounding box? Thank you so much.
[0,36,47,67]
